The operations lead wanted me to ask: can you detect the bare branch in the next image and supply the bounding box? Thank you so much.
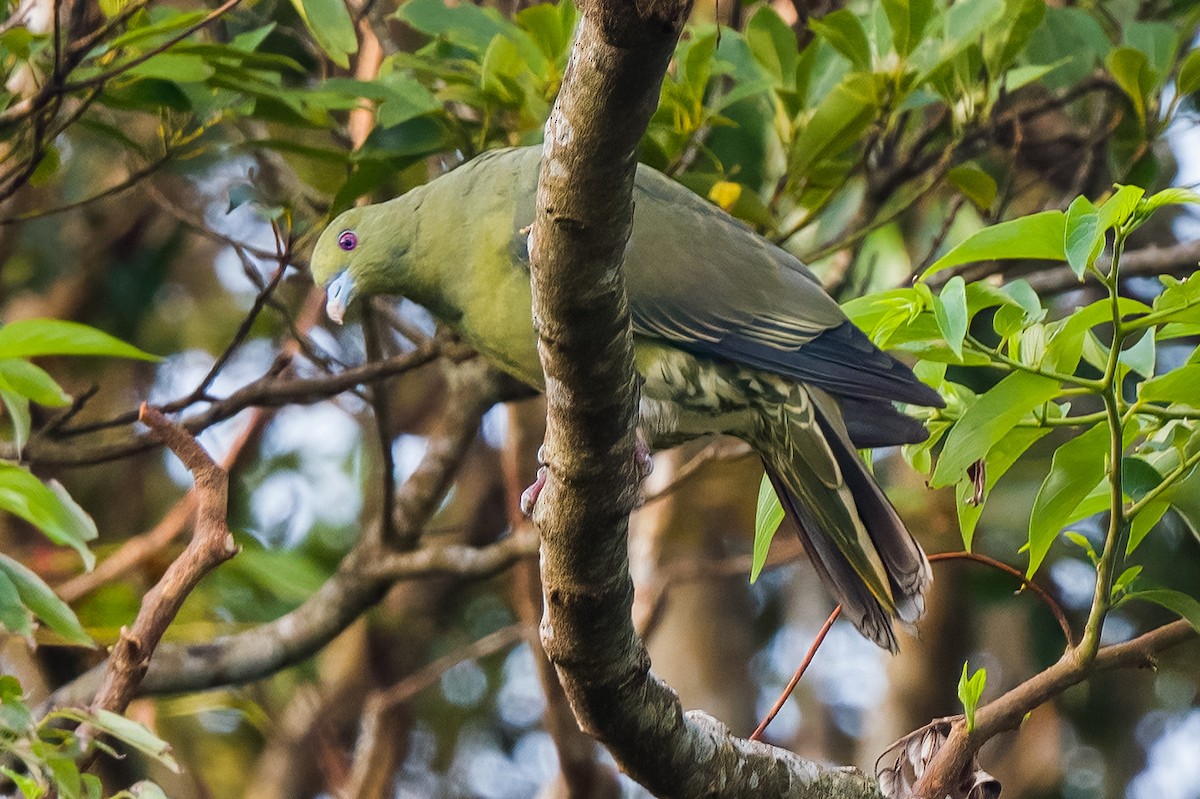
[88,405,240,717]
[914,619,1196,798]
[47,361,505,709]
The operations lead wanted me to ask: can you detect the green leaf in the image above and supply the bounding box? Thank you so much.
[745,7,799,89]
[751,473,785,583]
[1140,187,1200,217]
[957,662,987,733]
[789,73,878,178]
[947,164,997,211]
[933,276,968,358]
[1106,47,1152,127]
[0,464,98,568]
[956,424,1053,550]
[0,359,71,407]
[0,554,91,646]
[1126,588,1200,634]
[1127,500,1168,555]
[0,767,43,799]
[1124,21,1179,80]
[0,568,32,637]
[1065,531,1098,563]
[922,210,1066,279]
[0,382,31,456]
[89,710,180,772]
[1122,456,1163,500]
[517,0,576,62]
[397,0,508,53]
[984,0,1047,77]
[0,320,157,361]
[1063,195,1100,279]
[932,371,1062,487]
[123,53,214,83]
[809,10,871,71]
[290,0,357,68]
[1098,184,1145,234]
[1179,48,1200,95]
[882,0,933,58]
[1027,421,1109,577]
[46,755,80,799]
[1140,364,1200,406]
[130,782,171,799]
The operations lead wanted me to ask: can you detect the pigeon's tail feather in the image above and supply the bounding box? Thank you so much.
[753,386,931,651]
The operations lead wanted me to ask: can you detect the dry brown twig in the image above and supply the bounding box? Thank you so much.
[88,404,240,718]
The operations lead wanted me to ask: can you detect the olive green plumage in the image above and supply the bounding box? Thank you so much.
[311,145,942,651]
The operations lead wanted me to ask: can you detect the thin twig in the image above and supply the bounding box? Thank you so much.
[928,551,1075,647]
[749,606,841,741]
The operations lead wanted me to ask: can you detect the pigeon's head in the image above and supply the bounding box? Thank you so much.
[311,204,412,324]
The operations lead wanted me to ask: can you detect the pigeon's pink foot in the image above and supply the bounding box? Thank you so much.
[519,466,548,517]
[519,435,654,517]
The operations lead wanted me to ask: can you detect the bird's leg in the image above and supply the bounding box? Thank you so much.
[519,445,549,517]
[519,434,654,517]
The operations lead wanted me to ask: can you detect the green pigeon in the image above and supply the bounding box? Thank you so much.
[311,145,942,651]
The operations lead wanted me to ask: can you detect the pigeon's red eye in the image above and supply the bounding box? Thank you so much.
[338,230,357,251]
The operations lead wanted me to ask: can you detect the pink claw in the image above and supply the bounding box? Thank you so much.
[520,466,548,517]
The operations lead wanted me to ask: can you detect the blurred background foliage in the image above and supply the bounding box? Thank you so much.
[0,0,1198,796]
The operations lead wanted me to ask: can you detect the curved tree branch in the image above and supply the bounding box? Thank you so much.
[46,361,506,709]
[914,619,1196,798]
[528,4,880,797]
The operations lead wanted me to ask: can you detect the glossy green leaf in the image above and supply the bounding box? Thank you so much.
[1127,500,1168,555]
[0,320,157,361]
[0,384,30,456]
[0,767,41,799]
[1126,588,1200,634]
[0,554,91,646]
[947,164,997,211]
[1064,195,1100,279]
[1045,297,1150,372]
[1140,364,1200,406]
[0,359,70,407]
[124,53,214,82]
[745,7,799,89]
[1122,456,1163,500]
[932,371,1062,487]
[809,10,872,71]
[1098,184,1145,234]
[933,276,968,358]
[398,0,508,53]
[957,662,987,733]
[751,473,785,583]
[881,0,933,57]
[0,464,97,568]
[922,210,1066,279]
[1106,47,1152,127]
[130,782,171,799]
[89,710,181,772]
[1027,421,1108,577]
[1140,187,1200,216]
[956,425,1053,550]
[290,0,357,68]
[1179,48,1200,95]
[985,0,1047,76]
[1124,21,1179,80]
[789,73,878,177]
[0,568,32,637]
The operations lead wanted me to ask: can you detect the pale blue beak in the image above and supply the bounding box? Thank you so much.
[325,270,355,325]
